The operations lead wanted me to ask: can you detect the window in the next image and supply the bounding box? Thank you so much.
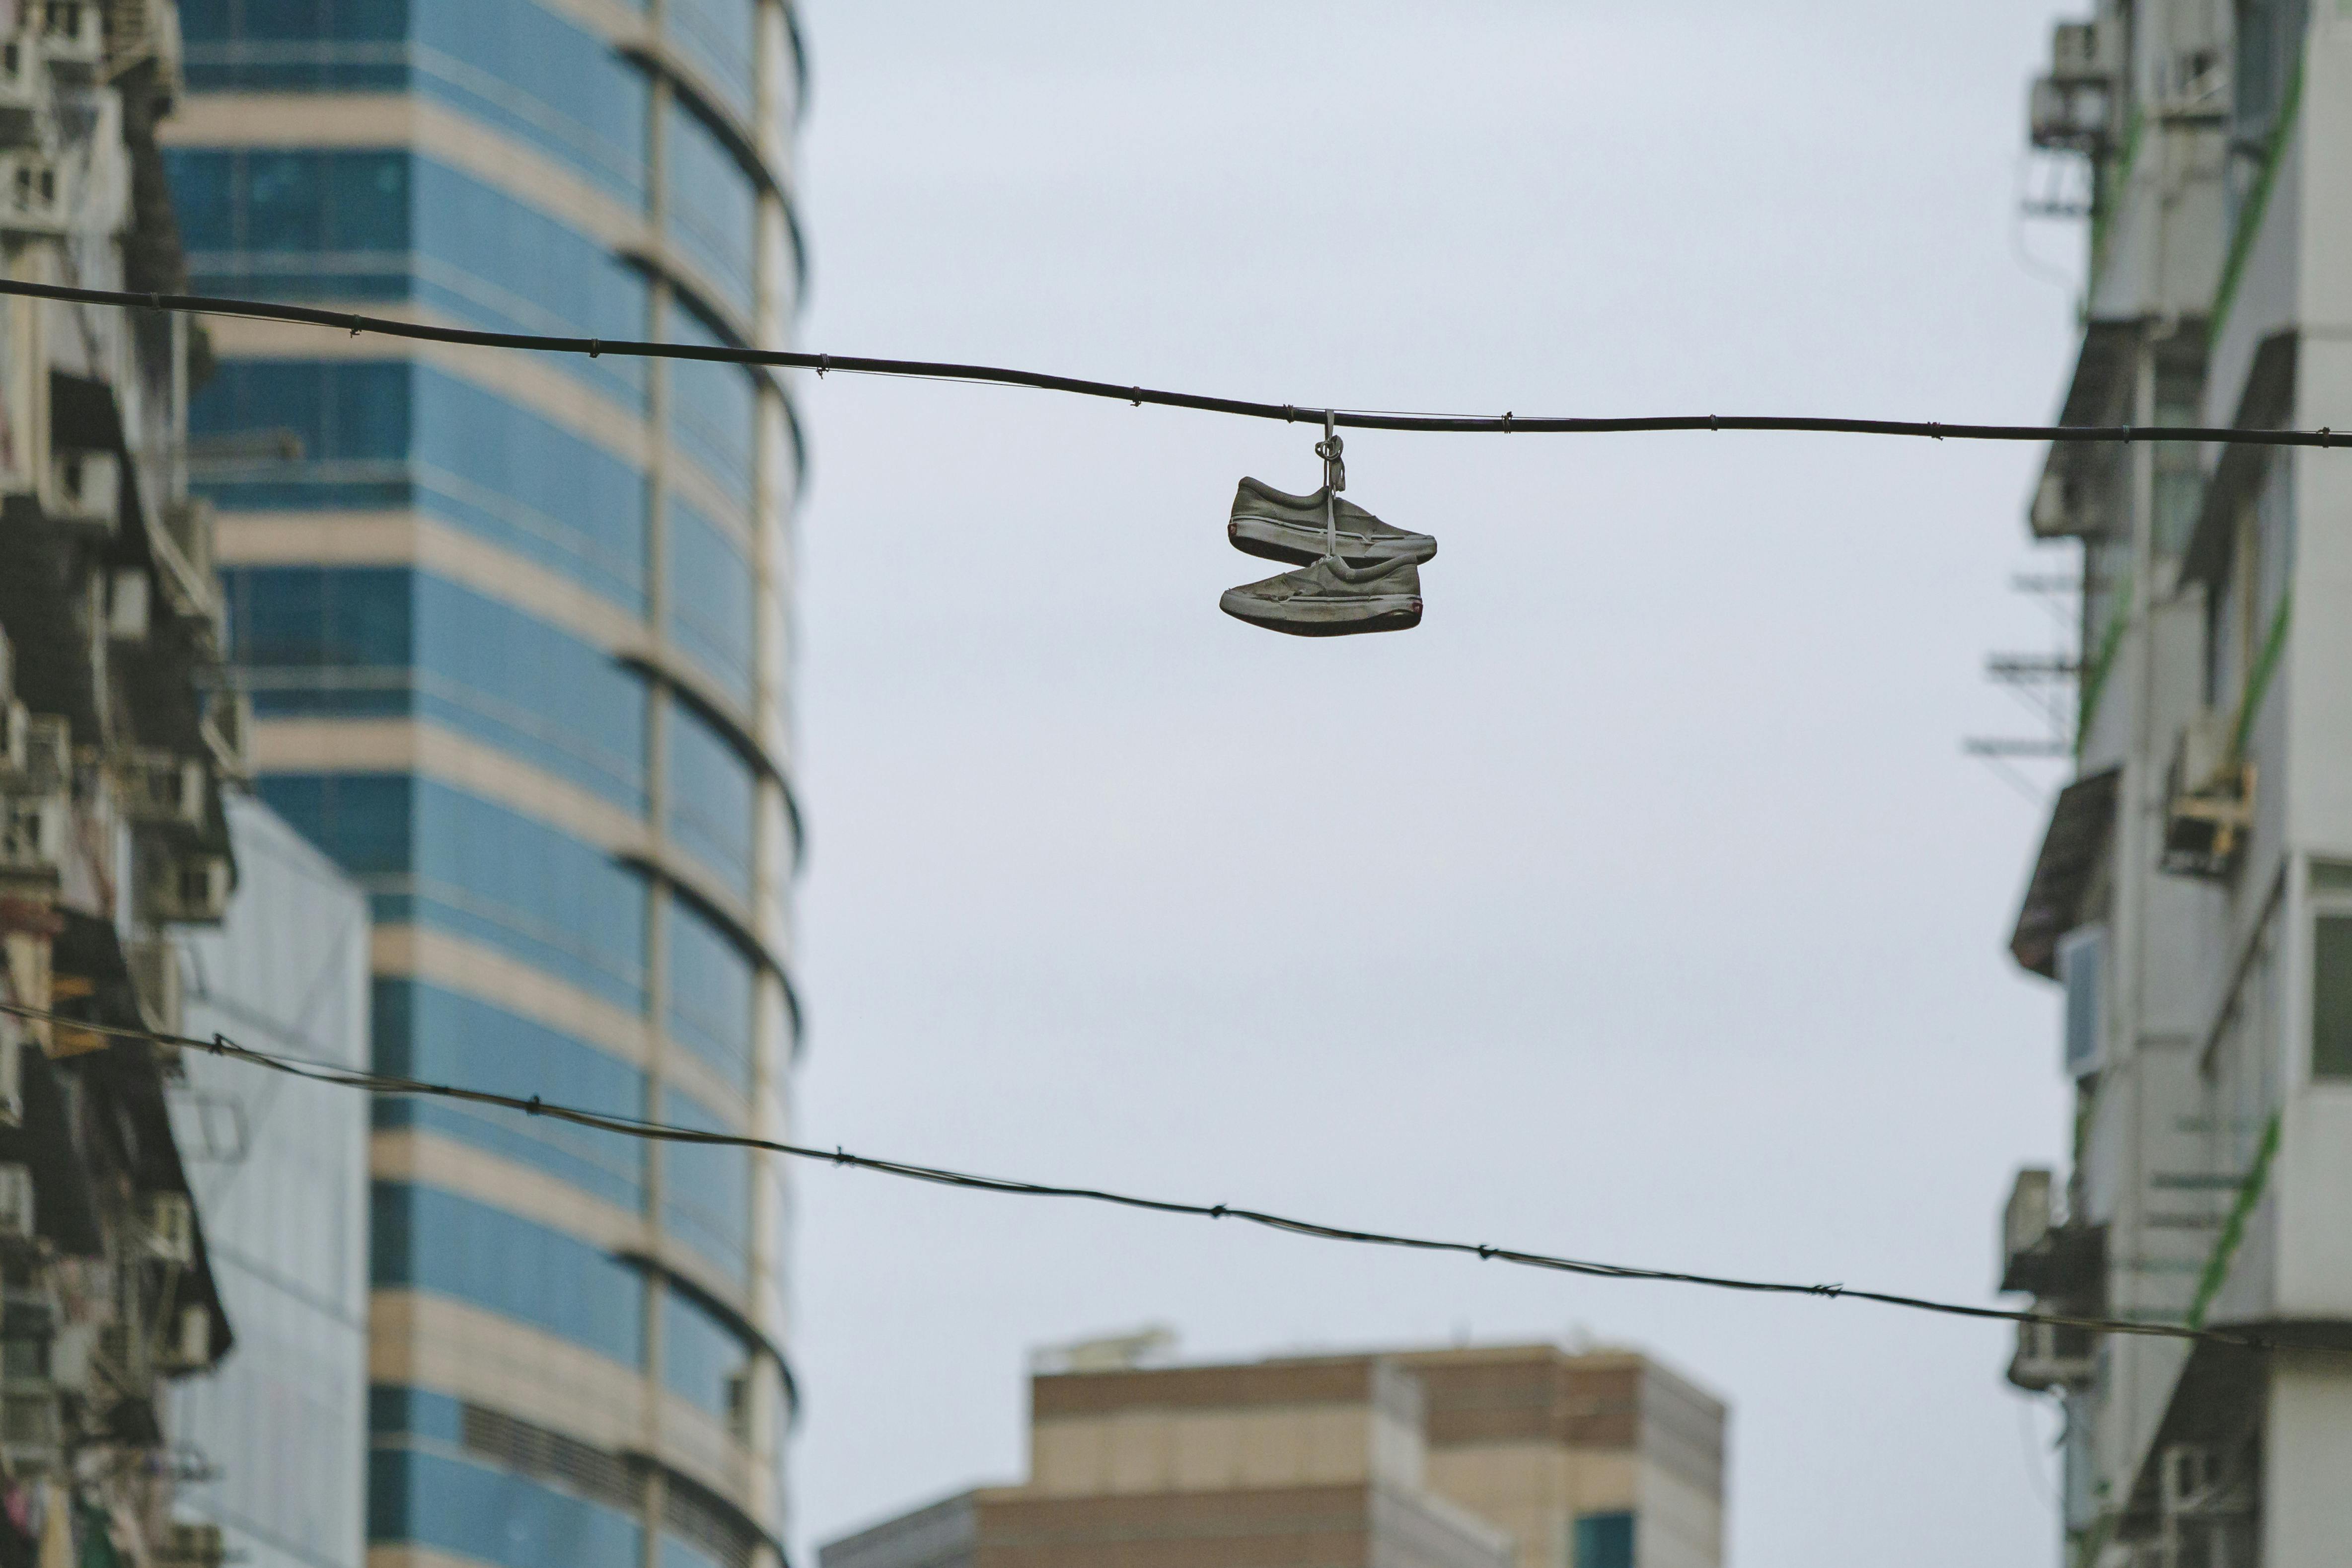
[411,574,652,807]
[663,99,757,314]
[193,362,652,613]
[182,0,654,204]
[411,368,651,609]
[191,358,410,468]
[259,772,414,878]
[373,981,649,1208]
[661,1284,754,1427]
[666,496,756,706]
[2153,362,2204,558]
[408,159,652,406]
[1572,1512,1634,1568]
[369,1384,464,1443]
[661,1086,750,1283]
[666,698,756,899]
[261,774,651,1009]
[661,1532,728,1568]
[412,0,653,201]
[666,302,757,505]
[368,1448,643,1568]
[370,1182,645,1367]
[667,1466,767,1568]
[664,900,756,1094]
[225,561,411,672]
[2312,915,2352,1078]
[665,0,756,121]
[225,567,653,811]
[168,147,411,258]
[2232,0,2311,174]
[2058,926,2107,1079]
[170,149,652,410]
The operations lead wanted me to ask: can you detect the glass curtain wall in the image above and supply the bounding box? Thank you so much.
[168,2,807,1564]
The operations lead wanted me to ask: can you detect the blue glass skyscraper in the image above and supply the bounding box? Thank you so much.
[163,3,806,1565]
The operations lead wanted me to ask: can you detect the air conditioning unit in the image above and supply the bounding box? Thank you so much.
[200,690,250,780]
[2031,75,2118,152]
[0,151,65,235]
[2001,1168,2054,1287]
[12,714,68,794]
[2050,20,2119,83]
[0,32,44,149]
[125,936,182,1040]
[153,499,218,622]
[0,702,25,781]
[140,1191,193,1266]
[141,850,231,924]
[39,2,100,85]
[0,1279,52,1344]
[2008,1316,2098,1391]
[0,1029,20,1126]
[156,1522,225,1568]
[107,567,150,642]
[0,1166,32,1251]
[121,750,205,832]
[46,1323,89,1394]
[2162,710,2252,878]
[45,448,118,531]
[154,1303,209,1374]
[0,792,67,883]
[0,1319,47,1386]
[0,1388,61,1472]
[96,1319,146,1386]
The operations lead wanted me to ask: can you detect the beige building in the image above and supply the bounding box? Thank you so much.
[819,1343,1726,1568]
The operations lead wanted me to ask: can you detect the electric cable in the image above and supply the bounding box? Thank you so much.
[2,275,2343,448]
[0,997,2313,1359]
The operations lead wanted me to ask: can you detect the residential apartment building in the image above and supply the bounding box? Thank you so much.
[157,2,808,1566]
[0,0,251,1560]
[819,1343,1726,1568]
[1998,2,2352,1564]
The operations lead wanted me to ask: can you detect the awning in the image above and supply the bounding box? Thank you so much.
[2028,320,2140,539]
[2180,330,2297,588]
[37,911,235,1363]
[2010,767,2122,976]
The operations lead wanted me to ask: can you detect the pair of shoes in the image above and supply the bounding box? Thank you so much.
[1218,463,1437,637]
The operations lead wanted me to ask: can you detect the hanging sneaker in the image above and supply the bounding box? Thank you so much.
[1220,555,1423,637]
[1227,477,1438,567]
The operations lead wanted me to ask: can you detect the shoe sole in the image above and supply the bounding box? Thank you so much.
[1218,589,1424,637]
[1228,514,1438,568]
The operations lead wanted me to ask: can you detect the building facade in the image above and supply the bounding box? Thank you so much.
[818,1344,1726,1568]
[1999,3,2352,1565]
[166,794,370,1568]
[0,0,246,1560]
[157,2,808,1566]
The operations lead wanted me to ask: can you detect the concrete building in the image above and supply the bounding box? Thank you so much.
[818,1344,1726,1568]
[165,795,369,1568]
[156,1,808,1566]
[1999,2,2352,1564]
[0,0,248,1560]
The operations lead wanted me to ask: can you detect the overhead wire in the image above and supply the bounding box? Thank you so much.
[0,997,2313,1359]
[0,276,2306,1361]
[3,275,2344,448]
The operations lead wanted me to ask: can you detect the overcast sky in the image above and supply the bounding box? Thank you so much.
[785,5,2089,1565]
